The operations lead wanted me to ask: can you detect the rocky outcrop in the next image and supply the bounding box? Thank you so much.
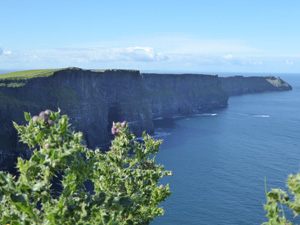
[0,68,292,172]
[220,76,292,96]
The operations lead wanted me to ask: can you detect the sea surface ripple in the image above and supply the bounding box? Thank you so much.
[154,74,300,225]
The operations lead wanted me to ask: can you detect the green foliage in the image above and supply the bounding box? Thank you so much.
[0,110,172,224]
[6,82,26,88]
[263,173,300,225]
[0,69,60,80]
[0,67,83,82]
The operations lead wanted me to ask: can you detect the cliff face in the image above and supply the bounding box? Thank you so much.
[0,69,292,171]
[141,73,228,118]
[220,76,292,96]
[0,69,154,171]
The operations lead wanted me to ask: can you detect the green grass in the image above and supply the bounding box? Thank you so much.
[0,69,62,80]
[0,67,82,88]
[0,67,139,80]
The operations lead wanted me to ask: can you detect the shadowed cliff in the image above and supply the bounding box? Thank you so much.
[0,68,292,172]
[220,76,292,96]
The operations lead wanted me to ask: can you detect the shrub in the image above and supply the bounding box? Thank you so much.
[263,174,300,225]
[0,109,172,224]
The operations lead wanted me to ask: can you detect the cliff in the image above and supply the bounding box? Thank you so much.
[142,73,228,119]
[0,68,292,172]
[220,76,292,96]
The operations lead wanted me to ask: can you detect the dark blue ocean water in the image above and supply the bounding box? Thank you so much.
[154,74,300,224]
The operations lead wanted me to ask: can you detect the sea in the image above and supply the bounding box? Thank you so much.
[153,73,300,224]
[1,70,299,224]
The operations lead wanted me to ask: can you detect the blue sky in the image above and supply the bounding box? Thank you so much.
[1,0,300,73]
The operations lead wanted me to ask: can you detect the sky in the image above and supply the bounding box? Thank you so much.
[1,0,300,73]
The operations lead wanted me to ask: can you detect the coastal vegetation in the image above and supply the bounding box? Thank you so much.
[0,110,171,224]
[0,68,62,89]
[263,175,300,224]
[0,69,61,80]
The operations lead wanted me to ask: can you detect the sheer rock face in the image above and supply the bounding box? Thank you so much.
[0,69,292,171]
[220,76,292,96]
[141,73,228,118]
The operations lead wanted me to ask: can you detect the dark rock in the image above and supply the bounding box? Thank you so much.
[220,76,292,96]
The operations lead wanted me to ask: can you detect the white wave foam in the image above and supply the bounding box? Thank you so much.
[253,115,270,118]
[133,129,172,141]
[153,128,172,139]
[196,113,218,117]
[153,132,172,139]
[172,115,185,119]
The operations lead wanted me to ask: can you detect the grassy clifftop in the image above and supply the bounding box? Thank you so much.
[0,67,82,88]
[0,68,139,80]
[0,67,86,80]
[0,69,61,80]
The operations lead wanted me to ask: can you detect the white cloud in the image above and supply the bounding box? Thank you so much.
[105,47,168,62]
[2,36,300,73]
[30,47,168,64]
[0,35,269,70]
[83,35,263,56]
[3,50,11,55]
[251,61,263,65]
[223,54,233,60]
[0,46,169,69]
[286,59,293,66]
[0,47,12,56]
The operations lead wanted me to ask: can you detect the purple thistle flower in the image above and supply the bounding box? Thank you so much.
[47,120,53,126]
[121,121,127,128]
[32,115,39,123]
[111,126,117,135]
[39,111,47,122]
[44,109,51,116]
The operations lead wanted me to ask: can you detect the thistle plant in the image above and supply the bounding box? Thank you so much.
[263,173,300,225]
[0,109,172,225]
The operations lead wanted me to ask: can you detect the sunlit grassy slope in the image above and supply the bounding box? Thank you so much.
[0,69,62,80]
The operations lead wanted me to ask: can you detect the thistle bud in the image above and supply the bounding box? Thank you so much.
[39,111,47,122]
[32,115,39,124]
[44,109,51,116]
[44,143,50,149]
[121,121,127,128]
[47,120,53,126]
[111,126,117,135]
